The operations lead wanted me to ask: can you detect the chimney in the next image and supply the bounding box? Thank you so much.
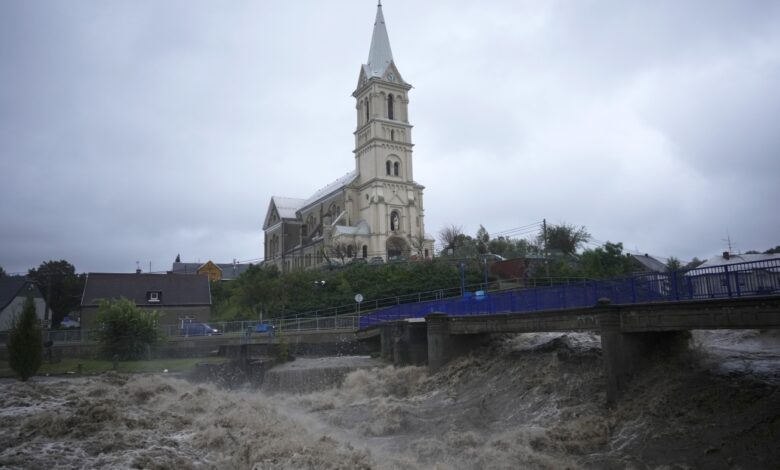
[136,268,142,274]
[722,251,730,260]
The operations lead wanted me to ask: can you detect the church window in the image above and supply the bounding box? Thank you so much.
[365,98,369,123]
[363,245,368,258]
[301,225,308,237]
[387,94,394,120]
[391,129,394,141]
[386,160,392,175]
[393,162,399,176]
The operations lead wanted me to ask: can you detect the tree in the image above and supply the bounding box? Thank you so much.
[0,265,6,277]
[95,298,161,360]
[686,257,704,269]
[329,241,356,265]
[410,234,427,258]
[539,223,591,255]
[666,257,682,271]
[764,246,780,255]
[438,225,464,255]
[27,260,84,327]
[8,297,43,381]
[580,242,633,279]
[475,225,490,254]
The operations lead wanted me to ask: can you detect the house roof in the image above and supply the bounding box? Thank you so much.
[170,261,251,280]
[0,277,42,312]
[696,253,780,269]
[81,273,211,307]
[630,254,668,273]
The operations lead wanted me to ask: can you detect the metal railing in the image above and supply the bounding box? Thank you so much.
[358,259,780,328]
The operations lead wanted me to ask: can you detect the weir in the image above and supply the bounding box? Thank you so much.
[371,295,780,404]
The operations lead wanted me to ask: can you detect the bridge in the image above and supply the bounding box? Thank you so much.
[355,259,780,403]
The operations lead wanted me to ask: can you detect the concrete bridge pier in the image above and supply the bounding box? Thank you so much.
[598,308,690,406]
[427,313,489,372]
[392,320,428,366]
[379,322,394,361]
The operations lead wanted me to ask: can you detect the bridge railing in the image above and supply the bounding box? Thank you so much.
[358,258,780,328]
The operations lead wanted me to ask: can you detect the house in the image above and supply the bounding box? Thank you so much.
[262,3,434,272]
[629,254,668,273]
[80,272,212,330]
[686,252,780,298]
[170,260,252,281]
[0,277,46,330]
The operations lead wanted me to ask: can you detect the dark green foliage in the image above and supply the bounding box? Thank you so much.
[95,298,161,360]
[579,242,634,278]
[0,265,6,277]
[764,246,780,255]
[27,260,85,327]
[8,297,43,381]
[666,257,683,271]
[211,260,484,321]
[540,223,591,255]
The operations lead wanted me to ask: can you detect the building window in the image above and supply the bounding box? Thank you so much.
[393,161,399,176]
[388,94,394,120]
[391,129,395,141]
[386,160,392,175]
[363,245,368,258]
[347,245,353,258]
[424,249,429,258]
[365,98,369,123]
[147,291,162,303]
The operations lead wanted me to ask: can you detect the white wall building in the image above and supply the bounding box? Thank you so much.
[263,3,434,271]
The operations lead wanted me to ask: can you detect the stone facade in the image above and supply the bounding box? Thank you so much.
[263,3,434,272]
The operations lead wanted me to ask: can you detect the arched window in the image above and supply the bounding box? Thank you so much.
[393,162,399,176]
[362,245,368,258]
[386,160,392,175]
[390,129,395,141]
[387,94,394,120]
[365,98,369,123]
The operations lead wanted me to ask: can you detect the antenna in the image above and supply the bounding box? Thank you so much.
[722,233,735,253]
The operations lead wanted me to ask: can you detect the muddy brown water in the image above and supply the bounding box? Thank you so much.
[0,331,778,469]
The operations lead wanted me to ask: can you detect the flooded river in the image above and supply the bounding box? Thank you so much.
[1,331,778,469]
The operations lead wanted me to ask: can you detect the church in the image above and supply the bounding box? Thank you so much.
[262,3,434,272]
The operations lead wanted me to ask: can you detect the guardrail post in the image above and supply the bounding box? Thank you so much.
[724,265,732,298]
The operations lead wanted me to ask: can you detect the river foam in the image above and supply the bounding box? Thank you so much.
[1,330,778,469]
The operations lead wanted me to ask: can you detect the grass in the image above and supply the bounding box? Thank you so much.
[0,356,232,379]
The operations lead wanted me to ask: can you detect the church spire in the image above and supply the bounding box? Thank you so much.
[366,1,394,78]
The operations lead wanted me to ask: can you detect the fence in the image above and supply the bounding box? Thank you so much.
[358,258,780,328]
[4,260,777,345]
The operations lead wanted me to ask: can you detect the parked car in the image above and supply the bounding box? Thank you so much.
[369,256,385,265]
[180,323,220,337]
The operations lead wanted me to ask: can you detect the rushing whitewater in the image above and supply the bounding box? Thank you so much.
[1,331,779,469]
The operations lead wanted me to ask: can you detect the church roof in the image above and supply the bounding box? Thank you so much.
[303,170,358,208]
[365,2,394,79]
[272,197,306,219]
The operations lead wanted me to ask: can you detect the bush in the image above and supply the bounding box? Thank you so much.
[8,297,43,381]
[96,298,161,360]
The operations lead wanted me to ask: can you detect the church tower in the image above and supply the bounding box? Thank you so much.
[262,2,433,271]
[351,2,430,259]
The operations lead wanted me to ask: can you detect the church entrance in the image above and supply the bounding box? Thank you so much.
[386,237,409,260]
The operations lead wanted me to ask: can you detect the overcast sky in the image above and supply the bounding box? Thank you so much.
[1,0,779,274]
